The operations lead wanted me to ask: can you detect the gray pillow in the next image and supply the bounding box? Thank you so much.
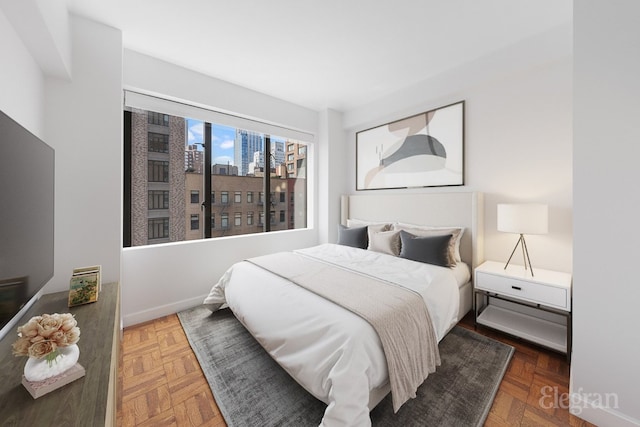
[399,230,453,267]
[337,225,368,249]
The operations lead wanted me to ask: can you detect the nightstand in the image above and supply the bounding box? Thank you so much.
[474,261,572,360]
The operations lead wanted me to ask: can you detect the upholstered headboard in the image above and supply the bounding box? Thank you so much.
[341,192,484,270]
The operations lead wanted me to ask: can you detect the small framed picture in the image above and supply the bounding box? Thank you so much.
[68,265,101,307]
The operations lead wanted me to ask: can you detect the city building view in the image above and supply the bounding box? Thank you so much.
[127,109,307,246]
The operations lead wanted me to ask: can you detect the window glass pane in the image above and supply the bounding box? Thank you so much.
[190,214,199,230]
[234,191,242,203]
[148,190,169,210]
[148,218,169,240]
[149,132,169,153]
[129,109,204,246]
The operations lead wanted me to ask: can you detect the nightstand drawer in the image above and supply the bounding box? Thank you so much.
[476,272,568,310]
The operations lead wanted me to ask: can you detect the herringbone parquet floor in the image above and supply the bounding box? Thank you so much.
[117,312,597,427]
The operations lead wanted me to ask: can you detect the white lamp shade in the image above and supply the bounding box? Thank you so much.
[497,204,548,235]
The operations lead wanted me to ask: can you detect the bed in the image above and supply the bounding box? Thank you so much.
[204,192,483,427]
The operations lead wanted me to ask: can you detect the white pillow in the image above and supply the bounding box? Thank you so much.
[347,218,392,230]
[393,222,465,263]
[368,229,401,256]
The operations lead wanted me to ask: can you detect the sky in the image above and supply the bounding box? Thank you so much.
[187,118,235,166]
[186,118,288,168]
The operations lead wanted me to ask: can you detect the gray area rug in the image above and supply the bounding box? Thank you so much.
[178,306,514,427]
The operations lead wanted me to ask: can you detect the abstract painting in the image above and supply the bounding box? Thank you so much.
[356,101,464,190]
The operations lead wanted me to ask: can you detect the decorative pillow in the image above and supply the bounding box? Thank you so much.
[398,230,453,268]
[337,225,368,249]
[368,230,401,256]
[393,223,464,264]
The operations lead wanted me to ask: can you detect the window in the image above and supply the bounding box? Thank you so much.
[148,190,169,210]
[298,145,306,155]
[124,96,310,247]
[148,218,169,239]
[190,214,199,230]
[148,160,169,182]
[280,210,285,222]
[148,111,169,126]
[148,132,169,153]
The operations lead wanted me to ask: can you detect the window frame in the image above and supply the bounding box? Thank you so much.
[124,94,313,248]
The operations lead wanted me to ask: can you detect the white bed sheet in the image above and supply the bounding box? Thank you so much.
[204,244,462,427]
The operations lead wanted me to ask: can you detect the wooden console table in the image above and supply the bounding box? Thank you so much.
[0,282,120,426]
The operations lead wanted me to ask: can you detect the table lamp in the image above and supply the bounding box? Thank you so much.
[497,203,548,276]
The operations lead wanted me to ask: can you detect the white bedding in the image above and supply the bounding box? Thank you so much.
[204,243,463,427]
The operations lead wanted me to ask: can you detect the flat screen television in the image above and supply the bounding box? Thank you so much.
[0,109,54,340]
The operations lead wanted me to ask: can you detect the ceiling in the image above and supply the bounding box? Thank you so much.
[67,0,572,112]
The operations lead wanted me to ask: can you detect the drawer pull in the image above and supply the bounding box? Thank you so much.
[511,285,522,291]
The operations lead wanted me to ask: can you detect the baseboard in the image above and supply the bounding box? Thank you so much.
[571,392,640,427]
[123,294,208,327]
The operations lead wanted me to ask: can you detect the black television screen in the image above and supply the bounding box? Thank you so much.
[0,109,54,338]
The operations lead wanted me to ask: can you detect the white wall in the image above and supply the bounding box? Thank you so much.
[0,8,45,137]
[121,51,320,326]
[317,109,348,244]
[44,15,123,292]
[343,28,573,274]
[0,9,119,295]
[572,1,640,426]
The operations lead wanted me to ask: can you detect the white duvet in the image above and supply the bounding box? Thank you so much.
[203,243,461,427]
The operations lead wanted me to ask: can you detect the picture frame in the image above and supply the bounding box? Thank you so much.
[356,101,464,190]
[68,265,101,307]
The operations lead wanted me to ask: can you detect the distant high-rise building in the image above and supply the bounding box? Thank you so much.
[285,142,307,178]
[234,130,263,176]
[270,139,285,168]
[130,109,187,246]
[185,144,204,173]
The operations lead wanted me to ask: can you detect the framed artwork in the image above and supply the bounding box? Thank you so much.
[68,265,101,307]
[356,101,464,190]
